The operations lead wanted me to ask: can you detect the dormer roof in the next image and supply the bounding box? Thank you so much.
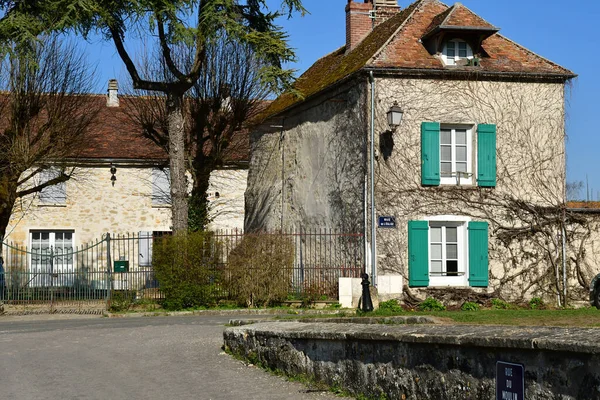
[422,2,499,41]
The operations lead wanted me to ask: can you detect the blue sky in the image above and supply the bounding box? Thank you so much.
[84,0,598,198]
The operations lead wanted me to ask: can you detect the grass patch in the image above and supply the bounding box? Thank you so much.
[283,306,600,327]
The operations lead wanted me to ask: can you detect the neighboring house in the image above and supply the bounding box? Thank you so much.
[245,0,577,301]
[5,80,249,257]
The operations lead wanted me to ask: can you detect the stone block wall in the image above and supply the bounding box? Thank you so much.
[225,321,600,400]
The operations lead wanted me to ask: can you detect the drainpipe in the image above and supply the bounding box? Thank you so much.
[369,71,377,286]
[562,208,567,305]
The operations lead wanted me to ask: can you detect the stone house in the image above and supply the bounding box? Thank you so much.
[4,80,249,260]
[245,0,577,302]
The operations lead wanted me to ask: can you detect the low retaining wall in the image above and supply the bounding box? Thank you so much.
[223,321,600,400]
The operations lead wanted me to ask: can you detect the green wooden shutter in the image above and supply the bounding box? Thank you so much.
[408,220,429,287]
[477,124,497,187]
[468,221,489,287]
[421,122,440,186]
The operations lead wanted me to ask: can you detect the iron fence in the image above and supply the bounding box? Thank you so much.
[0,229,364,313]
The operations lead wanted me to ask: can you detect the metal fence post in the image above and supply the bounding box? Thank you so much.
[105,233,112,310]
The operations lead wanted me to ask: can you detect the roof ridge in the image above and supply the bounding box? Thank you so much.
[495,33,575,76]
[438,3,455,26]
[368,0,428,65]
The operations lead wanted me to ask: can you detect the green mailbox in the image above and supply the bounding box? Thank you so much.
[114,260,129,273]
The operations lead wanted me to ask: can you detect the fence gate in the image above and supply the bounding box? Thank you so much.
[0,233,159,315]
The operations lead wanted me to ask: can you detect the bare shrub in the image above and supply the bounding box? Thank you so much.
[152,232,223,310]
[225,234,294,307]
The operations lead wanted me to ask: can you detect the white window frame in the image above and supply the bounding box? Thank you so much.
[440,125,473,186]
[441,39,473,66]
[38,168,67,205]
[152,168,171,206]
[425,216,470,287]
[29,229,76,287]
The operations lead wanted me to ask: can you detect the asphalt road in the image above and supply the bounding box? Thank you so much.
[0,314,350,400]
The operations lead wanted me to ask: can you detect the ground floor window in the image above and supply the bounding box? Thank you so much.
[408,218,488,288]
[30,230,75,286]
[429,221,468,286]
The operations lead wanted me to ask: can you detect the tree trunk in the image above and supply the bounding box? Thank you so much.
[166,92,189,233]
[188,162,213,231]
[0,174,18,243]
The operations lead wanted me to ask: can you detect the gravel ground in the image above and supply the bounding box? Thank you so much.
[0,314,351,400]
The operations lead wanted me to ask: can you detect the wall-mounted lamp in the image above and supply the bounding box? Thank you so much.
[110,165,117,186]
[386,101,404,130]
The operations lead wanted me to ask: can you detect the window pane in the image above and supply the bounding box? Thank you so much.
[458,42,467,58]
[441,146,452,161]
[431,260,443,274]
[441,162,452,176]
[152,168,171,205]
[456,147,467,162]
[446,227,457,242]
[447,46,455,57]
[446,260,458,276]
[456,163,467,173]
[430,227,442,242]
[441,130,451,144]
[446,244,458,259]
[431,244,442,259]
[455,130,467,145]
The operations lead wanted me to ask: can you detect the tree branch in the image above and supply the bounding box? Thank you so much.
[107,24,169,93]
[16,172,69,198]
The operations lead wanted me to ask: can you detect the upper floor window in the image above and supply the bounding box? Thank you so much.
[39,168,66,205]
[440,125,472,185]
[152,168,171,206]
[421,122,496,188]
[442,39,473,66]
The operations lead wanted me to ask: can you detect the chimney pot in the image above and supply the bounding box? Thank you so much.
[107,79,119,107]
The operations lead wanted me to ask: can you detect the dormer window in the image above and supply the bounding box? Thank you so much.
[442,39,473,66]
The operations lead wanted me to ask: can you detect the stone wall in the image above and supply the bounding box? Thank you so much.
[245,81,368,233]
[225,321,600,400]
[5,165,247,246]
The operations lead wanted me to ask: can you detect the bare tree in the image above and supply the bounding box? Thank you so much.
[123,37,269,230]
[0,36,99,241]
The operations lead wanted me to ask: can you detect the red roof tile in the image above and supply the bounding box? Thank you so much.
[261,0,575,121]
[72,95,250,163]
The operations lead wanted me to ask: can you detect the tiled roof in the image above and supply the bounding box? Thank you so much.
[567,201,600,210]
[260,0,575,121]
[72,95,250,164]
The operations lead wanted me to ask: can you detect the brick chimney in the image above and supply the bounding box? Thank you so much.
[345,1,400,53]
[346,1,374,53]
[373,0,401,24]
[107,79,119,107]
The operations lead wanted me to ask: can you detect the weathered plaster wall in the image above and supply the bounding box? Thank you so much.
[5,166,171,246]
[245,81,368,233]
[372,77,567,301]
[207,169,247,231]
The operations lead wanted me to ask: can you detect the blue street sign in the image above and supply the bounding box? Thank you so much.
[378,216,396,228]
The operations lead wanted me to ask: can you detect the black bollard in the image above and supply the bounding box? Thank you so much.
[360,272,374,312]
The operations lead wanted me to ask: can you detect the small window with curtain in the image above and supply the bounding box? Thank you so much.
[152,168,171,206]
[39,168,67,205]
[442,39,473,66]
